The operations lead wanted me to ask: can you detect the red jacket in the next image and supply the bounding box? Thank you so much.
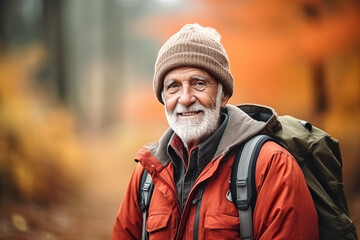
[112,105,319,240]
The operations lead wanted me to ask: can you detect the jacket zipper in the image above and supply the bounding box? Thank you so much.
[192,183,205,240]
[176,162,218,239]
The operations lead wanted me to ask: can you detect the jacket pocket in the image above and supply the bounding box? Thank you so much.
[204,212,240,239]
[146,212,171,239]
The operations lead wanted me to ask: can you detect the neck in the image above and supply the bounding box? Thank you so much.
[183,139,198,152]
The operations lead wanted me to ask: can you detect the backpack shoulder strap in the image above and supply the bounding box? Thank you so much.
[231,135,274,240]
[139,169,154,240]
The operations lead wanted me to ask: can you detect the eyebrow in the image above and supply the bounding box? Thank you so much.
[164,79,176,88]
[191,75,207,81]
[163,74,209,88]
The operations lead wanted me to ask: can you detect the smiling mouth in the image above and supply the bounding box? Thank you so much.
[178,111,203,117]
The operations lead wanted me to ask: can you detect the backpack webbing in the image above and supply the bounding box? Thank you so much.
[230,135,274,240]
[139,169,154,240]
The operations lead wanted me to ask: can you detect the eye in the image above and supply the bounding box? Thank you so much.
[193,80,207,90]
[165,82,179,93]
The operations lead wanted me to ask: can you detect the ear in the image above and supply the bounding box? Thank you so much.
[221,92,230,108]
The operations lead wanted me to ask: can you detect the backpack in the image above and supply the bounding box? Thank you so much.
[139,114,358,240]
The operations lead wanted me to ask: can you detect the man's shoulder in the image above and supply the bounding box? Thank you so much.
[137,128,174,167]
[259,140,292,156]
[256,140,296,168]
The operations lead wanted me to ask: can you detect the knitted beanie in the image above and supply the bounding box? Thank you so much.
[153,23,234,104]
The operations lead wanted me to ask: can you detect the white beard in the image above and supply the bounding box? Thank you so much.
[164,84,223,147]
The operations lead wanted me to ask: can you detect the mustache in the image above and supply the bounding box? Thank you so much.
[172,102,211,115]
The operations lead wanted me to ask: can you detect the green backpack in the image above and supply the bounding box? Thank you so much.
[233,105,358,240]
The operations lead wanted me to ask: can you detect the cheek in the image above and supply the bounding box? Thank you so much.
[164,96,178,112]
[198,91,217,108]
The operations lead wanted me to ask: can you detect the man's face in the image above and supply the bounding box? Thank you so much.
[162,67,229,147]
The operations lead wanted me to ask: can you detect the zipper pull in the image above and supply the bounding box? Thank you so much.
[192,187,204,205]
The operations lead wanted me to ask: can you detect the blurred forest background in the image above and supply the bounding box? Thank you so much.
[0,0,359,239]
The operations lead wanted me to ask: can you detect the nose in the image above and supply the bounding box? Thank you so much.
[178,86,196,107]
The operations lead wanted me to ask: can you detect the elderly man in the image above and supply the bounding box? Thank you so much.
[112,23,318,240]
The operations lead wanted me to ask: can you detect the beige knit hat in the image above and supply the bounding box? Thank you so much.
[153,23,234,104]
